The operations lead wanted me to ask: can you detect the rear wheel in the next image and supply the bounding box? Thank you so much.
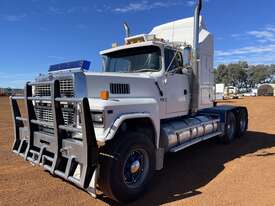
[236,108,248,137]
[220,111,237,144]
[99,132,155,203]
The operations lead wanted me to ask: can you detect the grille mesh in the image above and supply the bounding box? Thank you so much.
[33,78,76,133]
[34,79,74,97]
[35,104,76,126]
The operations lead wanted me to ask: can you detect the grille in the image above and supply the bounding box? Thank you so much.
[35,104,76,126]
[110,83,130,94]
[33,77,75,133]
[35,84,51,96]
[34,79,74,97]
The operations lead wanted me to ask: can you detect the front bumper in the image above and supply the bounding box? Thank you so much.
[10,80,99,197]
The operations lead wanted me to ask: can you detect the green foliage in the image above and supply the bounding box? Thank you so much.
[214,61,275,88]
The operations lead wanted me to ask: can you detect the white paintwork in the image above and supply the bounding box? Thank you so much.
[47,16,215,148]
[164,73,190,114]
[150,16,207,46]
[215,83,225,100]
[100,41,164,55]
[88,98,160,145]
[150,16,214,110]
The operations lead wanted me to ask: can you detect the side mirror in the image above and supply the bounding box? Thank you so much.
[183,46,192,66]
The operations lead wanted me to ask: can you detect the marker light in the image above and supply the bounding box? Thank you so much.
[48,60,90,72]
[100,90,109,100]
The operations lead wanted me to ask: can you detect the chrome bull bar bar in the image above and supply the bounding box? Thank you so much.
[10,80,99,197]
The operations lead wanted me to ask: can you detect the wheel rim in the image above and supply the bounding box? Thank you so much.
[123,149,149,188]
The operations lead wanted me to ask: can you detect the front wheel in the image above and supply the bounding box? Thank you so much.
[99,132,155,203]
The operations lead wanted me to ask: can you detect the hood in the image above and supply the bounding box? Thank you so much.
[83,72,161,99]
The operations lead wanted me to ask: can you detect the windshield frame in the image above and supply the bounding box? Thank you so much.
[102,45,163,73]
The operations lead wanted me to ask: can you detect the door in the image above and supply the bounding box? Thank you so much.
[165,73,190,114]
[163,48,190,115]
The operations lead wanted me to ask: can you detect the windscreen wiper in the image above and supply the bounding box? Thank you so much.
[134,68,158,73]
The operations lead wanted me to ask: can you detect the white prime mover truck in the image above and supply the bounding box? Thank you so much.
[10,0,248,203]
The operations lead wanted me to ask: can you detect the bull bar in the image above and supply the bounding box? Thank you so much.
[10,80,99,197]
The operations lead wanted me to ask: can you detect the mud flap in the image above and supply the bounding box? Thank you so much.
[10,80,99,197]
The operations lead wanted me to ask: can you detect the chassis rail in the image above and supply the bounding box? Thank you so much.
[10,80,99,197]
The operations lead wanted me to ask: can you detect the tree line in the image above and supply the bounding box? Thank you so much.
[214,61,275,89]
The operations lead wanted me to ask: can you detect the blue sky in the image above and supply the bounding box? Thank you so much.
[1,0,275,88]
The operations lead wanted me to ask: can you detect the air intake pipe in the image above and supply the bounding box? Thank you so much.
[123,22,130,38]
[190,0,202,114]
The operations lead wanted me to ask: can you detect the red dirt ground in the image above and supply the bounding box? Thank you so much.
[0,96,275,206]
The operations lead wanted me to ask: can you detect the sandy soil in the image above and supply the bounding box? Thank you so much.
[0,96,274,206]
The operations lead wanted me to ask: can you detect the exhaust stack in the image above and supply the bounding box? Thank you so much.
[123,22,130,38]
[190,0,202,114]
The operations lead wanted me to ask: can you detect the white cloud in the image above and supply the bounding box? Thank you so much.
[266,25,275,32]
[247,29,275,43]
[113,0,204,13]
[247,30,273,38]
[215,44,275,65]
[0,14,27,22]
[67,6,89,14]
[186,0,196,6]
[216,52,275,66]
[186,0,209,7]
[232,25,275,43]
[215,45,275,57]
[217,25,275,65]
[48,6,89,15]
[113,1,170,13]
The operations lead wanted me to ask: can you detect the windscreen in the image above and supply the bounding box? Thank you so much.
[102,46,161,73]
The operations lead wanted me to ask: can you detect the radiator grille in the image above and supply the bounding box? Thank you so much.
[35,104,76,126]
[34,79,74,97]
[33,78,75,133]
[110,83,130,94]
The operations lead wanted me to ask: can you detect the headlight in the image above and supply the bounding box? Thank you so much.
[91,111,104,124]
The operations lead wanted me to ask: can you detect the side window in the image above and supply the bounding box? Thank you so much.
[165,49,174,71]
[175,52,183,68]
[165,49,183,72]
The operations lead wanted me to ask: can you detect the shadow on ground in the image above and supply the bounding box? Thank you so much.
[98,131,275,206]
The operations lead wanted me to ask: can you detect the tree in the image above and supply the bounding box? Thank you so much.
[247,66,270,87]
[214,64,230,85]
[227,63,248,88]
[214,62,273,88]
[214,62,248,88]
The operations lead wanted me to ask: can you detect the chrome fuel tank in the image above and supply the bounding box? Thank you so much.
[160,115,220,151]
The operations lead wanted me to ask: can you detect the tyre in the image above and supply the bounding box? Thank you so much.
[99,132,155,203]
[220,111,237,144]
[236,108,248,137]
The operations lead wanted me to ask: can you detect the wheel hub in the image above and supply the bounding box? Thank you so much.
[123,150,148,187]
[130,160,141,174]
